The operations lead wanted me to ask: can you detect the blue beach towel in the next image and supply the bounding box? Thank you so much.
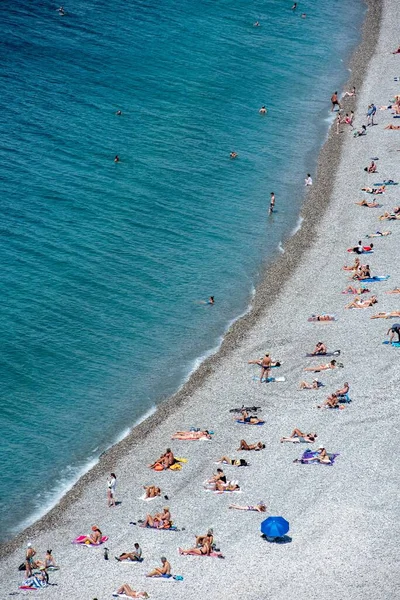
[296,450,339,465]
[236,419,265,426]
[359,276,389,283]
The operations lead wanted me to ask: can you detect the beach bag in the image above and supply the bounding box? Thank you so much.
[154,464,164,471]
[18,562,26,571]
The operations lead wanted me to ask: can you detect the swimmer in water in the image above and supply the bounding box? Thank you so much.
[253,21,260,27]
[58,6,66,15]
[114,155,120,163]
[208,296,215,305]
[291,2,297,10]
[116,110,122,116]
[230,151,238,159]
[269,192,275,214]
[259,106,267,115]
[301,12,306,18]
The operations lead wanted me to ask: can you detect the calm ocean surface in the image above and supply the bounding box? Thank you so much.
[0,0,364,540]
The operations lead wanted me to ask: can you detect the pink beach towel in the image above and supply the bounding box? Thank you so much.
[72,535,108,545]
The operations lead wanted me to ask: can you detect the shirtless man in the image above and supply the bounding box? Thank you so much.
[141,507,171,529]
[146,556,171,578]
[116,542,143,562]
[387,323,400,343]
[150,448,175,470]
[331,91,341,111]
[248,353,272,381]
[259,106,267,114]
[335,382,349,397]
[311,341,327,355]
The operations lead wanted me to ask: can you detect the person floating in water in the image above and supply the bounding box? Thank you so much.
[114,155,120,163]
[269,192,275,214]
[291,2,297,10]
[259,106,267,115]
[208,296,215,305]
[58,6,66,15]
[253,21,260,27]
[115,110,122,116]
[230,151,238,159]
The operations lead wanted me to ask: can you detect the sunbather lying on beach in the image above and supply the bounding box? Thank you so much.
[386,288,400,294]
[294,446,332,464]
[345,295,377,308]
[172,430,212,440]
[304,359,337,372]
[366,231,391,237]
[229,502,267,512]
[149,448,176,470]
[355,199,380,208]
[113,585,149,598]
[236,410,264,424]
[146,556,171,578]
[206,470,240,492]
[280,429,317,443]
[361,185,385,194]
[79,526,103,545]
[116,543,142,562]
[317,393,340,409]
[308,314,336,321]
[237,440,265,451]
[371,311,400,319]
[384,124,400,129]
[141,507,171,529]
[342,285,370,294]
[379,210,400,221]
[217,456,248,467]
[143,485,161,499]
[299,379,322,389]
[310,341,327,355]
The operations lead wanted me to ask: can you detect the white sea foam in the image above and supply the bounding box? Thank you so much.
[290,215,304,236]
[278,241,285,254]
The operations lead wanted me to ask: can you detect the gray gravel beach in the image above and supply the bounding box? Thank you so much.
[1,0,400,598]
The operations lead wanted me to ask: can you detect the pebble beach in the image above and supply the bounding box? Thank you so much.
[1,0,400,598]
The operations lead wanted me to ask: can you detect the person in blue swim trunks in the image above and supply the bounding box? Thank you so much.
[146,556,171,578]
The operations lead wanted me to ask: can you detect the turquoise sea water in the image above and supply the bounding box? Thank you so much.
[0,0,364,541]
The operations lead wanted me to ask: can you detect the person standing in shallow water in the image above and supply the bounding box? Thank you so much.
[269,192,275,214]
[331,91,341,111]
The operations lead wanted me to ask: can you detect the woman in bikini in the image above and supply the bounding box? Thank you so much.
[114,585,149,599]
[229,502,266,512]
[299,379,321,389]
[280,429,317,443]
[343,257,361,271]
[172,430,212,440]
[355,199,380,208]
[345,295,377,309]
[342,285,370,294]
[143,485,161,499]
[371,310,400,319]
[237,440,265,451]
[80,526,102,545]
[179,541,212,556]
[304,359,337,372]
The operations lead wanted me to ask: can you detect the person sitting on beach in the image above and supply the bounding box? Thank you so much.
[208,468,226,485]
[143,485,161,499]
[364,160,377,173]
[195,529,214,548]
[299,379,322,389]
[345,295,377,309]
[280,429,317,443]
[217,456,249,467]
[141,507,171,529]
[343,257,361,271]
[355,199,380,208]
[342,285,370,294]
[149,448,176,470]
[304,173,313,186]
[236,409,263,424]
[116,543,143,562]
[80,525,103,545]
[386,288,400,294]
[304,359,337,372]
[352,264,371,280]
[343,86,356,97]
[229,502,267,512]
[371,311,400,319]
[295,446,332,464]
[310,341,327,355]
[114,585,149,598]
[21,568,49,590]
[146,556,171,578]
[385,124,400,130]
[36,549,58,570]
[353,125,366,137]
[172,430,212,440]
[179,541,214,556]
[317,393,340,409]
[237,440,265,451]
[308,314,336,322]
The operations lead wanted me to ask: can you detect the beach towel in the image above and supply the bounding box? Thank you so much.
[236,419,265,426]
[373,181,398,185]
[252,376,285,383]
[138,493,159,501]
[295,450,339,465]
[19,577,48,590]
[358,276,389,282]
[148,573,183,580]
[131,522,179,531]
[305,351,340,357]
[72,535,108,545]
[382,341,400,347]
[229,406,261,413]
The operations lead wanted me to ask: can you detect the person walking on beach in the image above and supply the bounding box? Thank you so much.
[107,473,117,507]
[331,91,341,111]
[367,103,377,126]
[269,192,275,214]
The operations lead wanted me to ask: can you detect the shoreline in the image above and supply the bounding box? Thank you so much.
[0,0,382,560]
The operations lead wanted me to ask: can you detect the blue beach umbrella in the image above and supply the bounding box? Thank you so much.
[261,516,289,538]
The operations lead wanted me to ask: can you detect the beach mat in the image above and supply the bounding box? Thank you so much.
[252,376,285,383]
[130,522,180,531]
[295,451,339,465]
[305,351,340,357]
[72,535,108,545]
[373,182,398,185]
[236,419,265,425]
[359,276,389,282]
[382,341,400,347]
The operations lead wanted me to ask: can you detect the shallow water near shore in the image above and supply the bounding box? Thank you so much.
[0,0,364,541]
